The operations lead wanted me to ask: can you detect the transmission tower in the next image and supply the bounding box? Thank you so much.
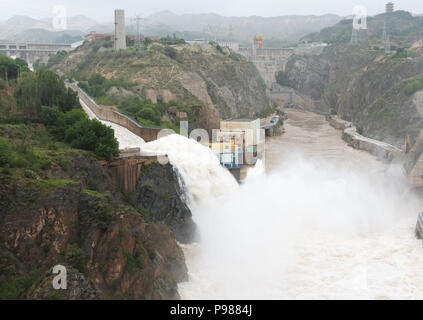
[350,28,358,44]
[382,20,387,40]
[131,15,144,48]
[385,35,391,54]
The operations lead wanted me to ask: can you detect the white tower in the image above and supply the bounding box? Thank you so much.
[114,9,126,50]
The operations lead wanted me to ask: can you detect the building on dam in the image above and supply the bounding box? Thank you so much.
[212,118,261,170]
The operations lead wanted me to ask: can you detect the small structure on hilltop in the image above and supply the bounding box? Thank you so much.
[386,2,394,13]
[114,9,127,50]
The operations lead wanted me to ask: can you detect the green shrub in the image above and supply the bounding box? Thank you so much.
[122,191,136,207]
[95,206,114,232]
[405,75,423,96]
[56,156,71,173]
[163,46,178,60]
[24,169,40,180]
[137,204,151,221]
[65,118,119,160]
[65,243,86,273]
[64,108,87,126]
[0,137,11,166]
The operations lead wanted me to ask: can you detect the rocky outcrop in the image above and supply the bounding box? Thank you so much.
[135,163,197,244]
[0,153,189,300]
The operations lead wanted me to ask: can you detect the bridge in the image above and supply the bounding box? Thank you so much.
[0,42,72,64]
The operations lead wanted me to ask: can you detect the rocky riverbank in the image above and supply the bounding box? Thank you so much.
[326,115,403,161]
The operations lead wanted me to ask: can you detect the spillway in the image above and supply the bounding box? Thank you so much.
[80,99,145,149]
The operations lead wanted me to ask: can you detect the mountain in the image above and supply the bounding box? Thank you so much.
[141,11,343,46]
[281,11,423,148]
[0,15,97,42]
[10,29,83,44]
[53,40,273,130]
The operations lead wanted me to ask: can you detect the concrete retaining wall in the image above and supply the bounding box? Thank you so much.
[327,115,403,161]
[69,83,161,142]
[106,156,157,193]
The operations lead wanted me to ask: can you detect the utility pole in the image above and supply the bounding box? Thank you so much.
[385,35,391,54]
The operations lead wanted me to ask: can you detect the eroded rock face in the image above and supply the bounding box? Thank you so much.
[0,154,189,300]
[135,163,197,244]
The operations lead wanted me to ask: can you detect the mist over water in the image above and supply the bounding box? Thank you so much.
[141,110,423,300]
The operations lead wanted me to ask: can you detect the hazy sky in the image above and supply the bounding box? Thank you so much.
[0,0,422,21]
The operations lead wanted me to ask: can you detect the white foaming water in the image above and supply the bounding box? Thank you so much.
[141,134,238,203]
[140,133,423,300]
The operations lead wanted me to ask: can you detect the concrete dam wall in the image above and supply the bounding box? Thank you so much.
[105,156,157,193]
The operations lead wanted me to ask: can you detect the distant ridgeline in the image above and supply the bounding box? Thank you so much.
[279,10,423,149]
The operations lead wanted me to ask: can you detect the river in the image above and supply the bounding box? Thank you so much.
[174,109,423,300]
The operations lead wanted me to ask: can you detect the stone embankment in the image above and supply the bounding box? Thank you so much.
[327,115,403,161]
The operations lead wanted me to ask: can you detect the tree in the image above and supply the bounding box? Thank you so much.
[88,73,106,87]
[14,72,40,117]
[37,69,67,108]
[163,46,178,60]
[14,58,30,73]
[0,137,11,166]
[65,118,119,160]
[0,53,19,80]
[39,106,65,139]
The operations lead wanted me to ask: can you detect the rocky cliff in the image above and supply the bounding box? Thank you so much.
[0,143,190,300]
[135,163,196,244]
[281,11,423,148]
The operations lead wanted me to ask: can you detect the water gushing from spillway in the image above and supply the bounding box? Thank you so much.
[98,102,423,299]
[141,134,238,204]
[142,110,423,300]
